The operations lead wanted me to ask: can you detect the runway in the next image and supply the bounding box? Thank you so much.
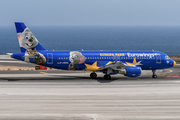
[0,66,180,120]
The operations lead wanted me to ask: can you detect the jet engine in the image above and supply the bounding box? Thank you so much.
[118,66,141,77]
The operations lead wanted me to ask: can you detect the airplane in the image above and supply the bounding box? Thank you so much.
[11,22,176,79]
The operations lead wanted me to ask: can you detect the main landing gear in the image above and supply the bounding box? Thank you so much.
[90,72,111,80]
[104,74,111,80]
[152,70,157,78]
[90,72,97,79]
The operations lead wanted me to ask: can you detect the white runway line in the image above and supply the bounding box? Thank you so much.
[0,61,26,63]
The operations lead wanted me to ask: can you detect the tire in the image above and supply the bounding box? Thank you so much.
[90,73,97,79]
[152,75,157,78]
[104,75,111,80]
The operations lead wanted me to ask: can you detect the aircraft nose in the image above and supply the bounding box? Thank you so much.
[173,60,176,67]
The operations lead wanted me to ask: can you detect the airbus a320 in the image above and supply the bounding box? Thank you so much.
[12,22,176,79]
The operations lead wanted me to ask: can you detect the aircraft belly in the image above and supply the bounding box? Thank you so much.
[52,64,85,70]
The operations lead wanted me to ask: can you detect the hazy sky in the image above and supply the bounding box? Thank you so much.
[1,0,180,26]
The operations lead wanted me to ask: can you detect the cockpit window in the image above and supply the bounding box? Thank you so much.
[165,56,170,59]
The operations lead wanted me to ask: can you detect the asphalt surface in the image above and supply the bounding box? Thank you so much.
[0,55,180,120]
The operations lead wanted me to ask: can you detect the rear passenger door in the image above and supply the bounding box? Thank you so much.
[47,53,53,64]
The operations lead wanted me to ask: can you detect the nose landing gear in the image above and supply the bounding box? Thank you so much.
[152,70,157,78]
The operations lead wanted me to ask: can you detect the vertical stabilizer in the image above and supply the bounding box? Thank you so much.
[15,22,46,52]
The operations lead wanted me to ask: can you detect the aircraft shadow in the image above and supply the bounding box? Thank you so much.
[0,74,177,83]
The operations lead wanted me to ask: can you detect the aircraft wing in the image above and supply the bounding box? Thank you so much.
[97,60,142,75]
[99,61,125,70]
[85,58,142,75]
[99,61,142,70]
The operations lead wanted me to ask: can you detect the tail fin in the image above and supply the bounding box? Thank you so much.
[15,22,46,52]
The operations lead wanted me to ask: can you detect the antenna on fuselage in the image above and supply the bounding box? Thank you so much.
[152,49,154,51]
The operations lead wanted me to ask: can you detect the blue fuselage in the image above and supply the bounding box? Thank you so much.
[12,50,175,70]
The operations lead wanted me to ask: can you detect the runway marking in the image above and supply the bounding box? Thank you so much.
[142,72,180,78]
[40,72,49,74]
[164,75,180,78]
[0,61,26,63]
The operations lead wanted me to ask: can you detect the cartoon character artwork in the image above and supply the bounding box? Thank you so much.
[68,51,86,70]
[17,28,46,65]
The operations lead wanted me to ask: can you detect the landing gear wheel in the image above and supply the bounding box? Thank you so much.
[152,75,157,78]
[152,70,157,78]
[104,75,111,80]
[90,73,97,79]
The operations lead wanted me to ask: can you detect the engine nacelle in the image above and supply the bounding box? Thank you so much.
[118,66,141,77]
[125,66,141,77]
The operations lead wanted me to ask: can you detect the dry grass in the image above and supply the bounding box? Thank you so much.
[169,55,180,62]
